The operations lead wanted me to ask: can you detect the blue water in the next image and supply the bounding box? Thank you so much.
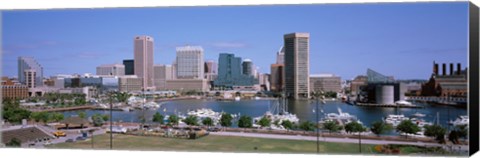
[62,99,467,129]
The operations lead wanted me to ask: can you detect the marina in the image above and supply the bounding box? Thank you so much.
[61,99,467,130]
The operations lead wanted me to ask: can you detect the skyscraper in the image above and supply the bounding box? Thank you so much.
[270,64,284,92]
[18,56,43,87]
[284,32,310,99]
[134,36,154,90]
[242,59,253,76]
[123,59,134,75]
[175,46,204,79]
[276,46,285,65]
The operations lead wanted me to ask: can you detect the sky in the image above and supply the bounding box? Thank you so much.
[1,2,469,80]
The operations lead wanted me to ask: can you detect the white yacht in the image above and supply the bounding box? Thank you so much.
[384,114,409,127]
[322,108,362,125]
[449,115,469,126]
[395,100,415,106]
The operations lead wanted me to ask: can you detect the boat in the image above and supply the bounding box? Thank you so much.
[384,114,409,127]
[449,115,469,126]
[253,96,299,129]
[410,118,433,127]
[411,112,426,117]
[322,107,362,125]
[143,101,160,109]
[234,96,241,101]
[395,100,415,106]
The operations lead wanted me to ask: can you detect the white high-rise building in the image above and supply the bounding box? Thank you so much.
[18,56,43,87]
[134,36,154,90]
[175,46,204,79]
[96,64,125,76]
[24,69,37,88]
[284,32,310,99]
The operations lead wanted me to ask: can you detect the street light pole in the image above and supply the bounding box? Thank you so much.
[316,97,319,154]
[109,92,113,150]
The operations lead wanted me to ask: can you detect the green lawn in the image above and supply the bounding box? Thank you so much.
[48,134,376,154]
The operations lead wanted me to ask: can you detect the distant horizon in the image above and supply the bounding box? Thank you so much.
[2,2,469,80]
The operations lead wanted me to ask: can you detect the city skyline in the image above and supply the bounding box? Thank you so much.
[2,2,469,80]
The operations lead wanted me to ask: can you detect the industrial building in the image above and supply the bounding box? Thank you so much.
[421,61,467,97]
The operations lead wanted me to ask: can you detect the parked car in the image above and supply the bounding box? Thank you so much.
[53,131,66,137]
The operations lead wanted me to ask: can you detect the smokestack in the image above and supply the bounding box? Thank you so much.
[449,63,454,75]
[457,63,461,75]
[442,63,446,76]
[434,63,439,75]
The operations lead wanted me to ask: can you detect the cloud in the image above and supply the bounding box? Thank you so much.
[211,42,247,49]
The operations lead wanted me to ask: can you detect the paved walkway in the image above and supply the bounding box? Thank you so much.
[210,131,469,151]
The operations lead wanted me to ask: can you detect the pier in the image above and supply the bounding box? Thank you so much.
[29,105,96,112]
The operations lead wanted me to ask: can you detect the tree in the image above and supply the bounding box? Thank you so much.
[168,115,179,126]
[299,121,316,132]
[219,113,233,127]
[281,120,294,131]
[238,115,253,128]
[345,121,366,134]
[396,120,420,138]
[424,124,447,143]
[345,121,366,153]
[202,117,214,127]
[448,130,460,144]
[257,116,271,128]
[102,114,109,121]
[370,121,392,136]
[77,111,87,119]
[51,113,65,122]
[92,114,105,127]
[31,112,50,124]
[2,99,31,124]
[152,112,164,124]
[323,120,342,133]
[6,138,21,147]
[455,125,468,139]
[184,115,199,126]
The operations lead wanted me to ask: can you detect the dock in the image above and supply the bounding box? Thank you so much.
[29,105,96,112]
[355,103,423,108]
